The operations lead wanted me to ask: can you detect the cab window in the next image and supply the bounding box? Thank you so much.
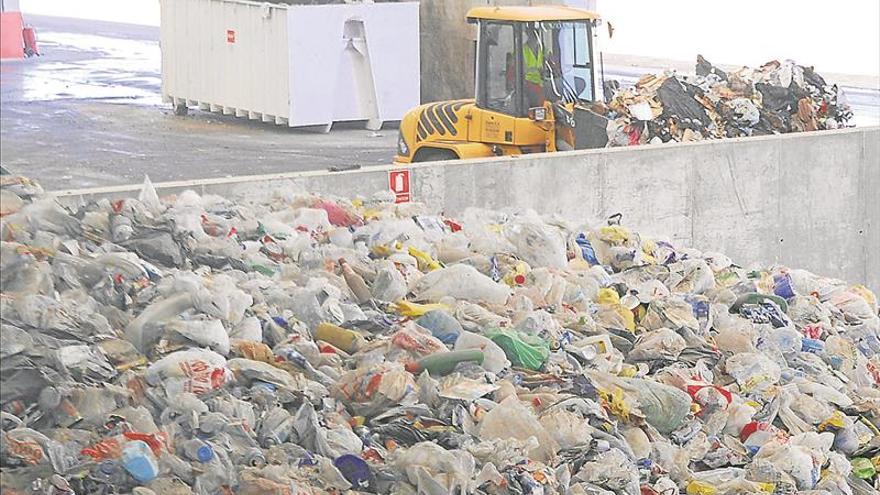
[477,22,521,116]
[558,22,594,101]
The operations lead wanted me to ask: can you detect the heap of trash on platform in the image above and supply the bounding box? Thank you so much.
[604,56,854,146]
[1,174,878,495]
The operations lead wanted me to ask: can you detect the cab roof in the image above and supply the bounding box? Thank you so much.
[466,5,600,23]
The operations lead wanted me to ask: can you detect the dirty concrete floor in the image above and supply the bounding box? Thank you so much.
[0,16,397,191]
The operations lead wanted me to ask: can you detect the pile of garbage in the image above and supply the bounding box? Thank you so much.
[1,175,878,495]
[605,56,853,146]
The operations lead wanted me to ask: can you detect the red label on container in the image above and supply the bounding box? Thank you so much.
[227,29,236,43]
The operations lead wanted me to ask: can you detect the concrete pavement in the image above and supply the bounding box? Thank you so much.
[0,16,398,190]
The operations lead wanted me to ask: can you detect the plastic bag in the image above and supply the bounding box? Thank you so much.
[333,363,415,416]
[413,264,511,305]
[486,328,550,371]
[668,259,716,295]
[479,396,558,462]
[625,378,692,434]
[538,407,592,449]
[393,442,475,495]
[461,207,516,254]
[590,372,692,434]
[371,261,408,302]
[725,352,782,392]
[390,324,447,357]
[628,328,687,362]
[138,175,164,216]
[145,348,229,396]
[504,220,567,269]
[228,358,319,396]
[230,316,262,342]
[165,318,230,356]
[573,447,640,494]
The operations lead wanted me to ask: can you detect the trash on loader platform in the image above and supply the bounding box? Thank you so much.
[1,174,878,494]
[604,56,853,146]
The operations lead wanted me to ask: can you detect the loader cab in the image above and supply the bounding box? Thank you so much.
[467,6,605,150]
[472,15,598,118]
[393,6,606,163]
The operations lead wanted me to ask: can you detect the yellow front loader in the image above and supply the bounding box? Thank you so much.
[395,5,609,163]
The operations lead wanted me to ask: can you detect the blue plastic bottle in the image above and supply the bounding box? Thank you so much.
[416,310,463,345]
[121,440,159,483]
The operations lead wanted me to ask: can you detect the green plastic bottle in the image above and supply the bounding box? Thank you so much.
[405,349,484,376]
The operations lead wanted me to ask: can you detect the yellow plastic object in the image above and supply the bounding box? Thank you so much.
[686,480,716,495]
[596,288,636,331]
[361,208,383,222]
[640,238,658,264]
[741,373,775,393]
[408,246,442,272]
[818,411,846,432]
[314,322,362,354]
[755,271,774,294]
[599,387,630,421]
[503,262,529,287]
[596,288,620,305]
[370,245,394,258]
[598,225,631,244]
[390,300,451,318]
[617,365,637,378]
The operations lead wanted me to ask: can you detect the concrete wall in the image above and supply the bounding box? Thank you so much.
[54,127,880,291]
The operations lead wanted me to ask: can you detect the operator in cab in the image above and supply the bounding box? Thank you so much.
[523,28,546,109]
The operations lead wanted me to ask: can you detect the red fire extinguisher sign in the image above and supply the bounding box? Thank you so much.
[389,170,410,203]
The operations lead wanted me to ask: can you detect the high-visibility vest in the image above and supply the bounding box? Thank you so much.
[523,44,544,86]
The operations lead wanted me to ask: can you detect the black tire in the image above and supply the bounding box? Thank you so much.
[173,103,189,116]
[412,148,458,163]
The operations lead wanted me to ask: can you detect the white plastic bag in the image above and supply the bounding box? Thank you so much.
[145,348,229,396]
[371,261,408,302]
[165,318,230,356]
[479,396,558,462]
[413,264,511,305]
[504,221,568,269]
[394,442,475,495]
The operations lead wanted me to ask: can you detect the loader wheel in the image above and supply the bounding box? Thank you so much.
[413,148,458,163]
[173,102,189,116]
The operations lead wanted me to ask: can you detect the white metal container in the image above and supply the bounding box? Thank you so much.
[160,0,420,131]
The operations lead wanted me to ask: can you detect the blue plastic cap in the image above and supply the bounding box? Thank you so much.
[197,445,214,463]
